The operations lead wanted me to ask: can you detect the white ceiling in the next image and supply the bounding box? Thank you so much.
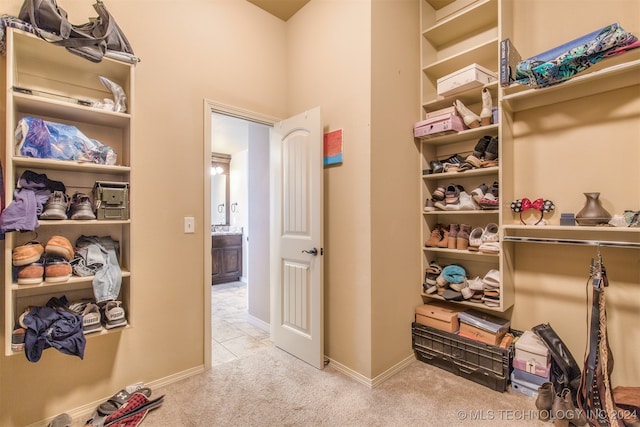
[211,113,249,155]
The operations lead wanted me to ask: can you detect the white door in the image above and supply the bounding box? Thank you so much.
[270,107,324,369]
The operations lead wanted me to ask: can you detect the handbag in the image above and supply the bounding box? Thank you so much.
[18,0,134,63]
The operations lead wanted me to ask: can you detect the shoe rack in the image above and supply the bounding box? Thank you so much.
[418,0,514,312]
[1,28,135,356]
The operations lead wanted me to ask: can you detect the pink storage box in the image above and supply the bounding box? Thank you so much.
[414,113,464,138]
[513,357,551,378]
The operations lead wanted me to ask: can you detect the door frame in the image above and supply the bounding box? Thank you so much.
[203,100,280,369]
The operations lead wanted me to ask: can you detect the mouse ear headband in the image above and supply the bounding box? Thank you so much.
[511,198,555,225]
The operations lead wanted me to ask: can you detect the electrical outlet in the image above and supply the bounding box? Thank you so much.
[184,216,195,233]
[125,382,144,394]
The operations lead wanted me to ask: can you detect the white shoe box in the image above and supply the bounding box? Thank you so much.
[515,330,550,368]
[437,63,497,97]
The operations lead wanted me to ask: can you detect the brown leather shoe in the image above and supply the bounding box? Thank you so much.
[45,235,74,261]
[12,242,44,266]
[17,261,44,285]
[44,256,72,283]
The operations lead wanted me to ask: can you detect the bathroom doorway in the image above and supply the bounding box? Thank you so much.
[206,102,278,366]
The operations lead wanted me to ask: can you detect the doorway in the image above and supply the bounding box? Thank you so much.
[204,101,279,367]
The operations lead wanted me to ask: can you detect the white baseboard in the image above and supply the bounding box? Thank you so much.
[326,352,415,389]
[247,313,270,332]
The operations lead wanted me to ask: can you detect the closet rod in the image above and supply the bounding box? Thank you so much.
[502,236,640,249]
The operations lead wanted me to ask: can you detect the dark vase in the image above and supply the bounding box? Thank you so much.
[575,192,611,226]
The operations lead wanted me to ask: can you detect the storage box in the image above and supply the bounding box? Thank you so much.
[412,322,515,392]
[512,367,549,387]
[415,302,466,333]
[510,372,540,398]
[457,310,510,346]
[424,105,457,120]
[437,63,497,97]
[93,181,129,220]
[413,113,464,138]
[515,330,550,369]
[459,322,508,346]
[513,357,551,378]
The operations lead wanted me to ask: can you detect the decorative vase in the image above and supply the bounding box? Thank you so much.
[575,192,611,226]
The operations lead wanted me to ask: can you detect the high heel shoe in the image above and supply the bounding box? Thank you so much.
[454,99,480,128]
[480,87,493,126]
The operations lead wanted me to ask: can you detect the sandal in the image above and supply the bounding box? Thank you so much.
[481,223,500,243]
[482,269,500,288]
[468,227,483,251]
[98,387,152,415]
[479,241,500,254]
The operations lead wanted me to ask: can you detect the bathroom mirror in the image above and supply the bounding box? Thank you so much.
[211,154,230,225]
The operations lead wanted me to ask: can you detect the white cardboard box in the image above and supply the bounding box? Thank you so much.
[437,63,497,97]
[515,330,550,369]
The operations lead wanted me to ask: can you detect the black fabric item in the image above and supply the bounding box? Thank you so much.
[532,323,582,398]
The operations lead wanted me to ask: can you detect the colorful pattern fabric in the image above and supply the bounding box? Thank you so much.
[515,23,639,88]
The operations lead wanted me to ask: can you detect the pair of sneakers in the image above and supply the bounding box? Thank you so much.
[40,191,96,220]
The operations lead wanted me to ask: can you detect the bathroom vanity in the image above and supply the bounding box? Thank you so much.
[211,229,243,285]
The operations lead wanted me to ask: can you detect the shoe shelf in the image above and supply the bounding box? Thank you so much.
[419,0,512,314]
[423,210,498,216]
[501,51,640,113]
[36,219,131,226]
[3,27,135,356]
[423,165,498,180]
[423,247,499,259]
[418,123,498,145]
[11,270,132,293]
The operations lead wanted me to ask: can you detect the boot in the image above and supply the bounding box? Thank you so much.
[552,388,585,427]
[425,225,443,247]
[437,227,450,248]
[535,382,554,421]
[454,99,480,128]
[480,87,493,126]
[456,224,471,250]
[447,224,459,249]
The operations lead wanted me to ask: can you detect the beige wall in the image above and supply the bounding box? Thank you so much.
[509,0,640,387]
[286,1,375,375]
[0,1,288,425]
[370,0,421,377]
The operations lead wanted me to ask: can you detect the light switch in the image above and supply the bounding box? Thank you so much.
[184,216,195,233]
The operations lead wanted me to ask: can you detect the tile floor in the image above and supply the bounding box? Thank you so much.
[211,281,273,366]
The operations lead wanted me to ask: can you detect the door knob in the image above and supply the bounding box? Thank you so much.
[302,248,318,256]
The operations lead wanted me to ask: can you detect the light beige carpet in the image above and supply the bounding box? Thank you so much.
[135,346,549,427]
